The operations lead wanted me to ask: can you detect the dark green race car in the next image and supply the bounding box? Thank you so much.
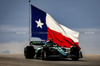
[24,41,83,60]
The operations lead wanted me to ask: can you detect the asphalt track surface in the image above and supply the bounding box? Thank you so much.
[0,54,100,66]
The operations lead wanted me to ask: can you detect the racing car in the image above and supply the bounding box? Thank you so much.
[24,41,83,61]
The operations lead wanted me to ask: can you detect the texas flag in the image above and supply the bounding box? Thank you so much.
[31,5,80,49]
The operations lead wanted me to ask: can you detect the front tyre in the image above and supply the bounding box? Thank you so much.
[24,46,35,59]
[41,47,49,60]
[41,50,48,60]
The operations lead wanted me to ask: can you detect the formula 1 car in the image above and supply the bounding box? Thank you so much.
[24,41,83,61]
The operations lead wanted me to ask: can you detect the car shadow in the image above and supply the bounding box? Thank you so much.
[37,58,87,61]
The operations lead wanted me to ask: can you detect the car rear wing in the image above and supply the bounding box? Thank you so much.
[30,41,46,45]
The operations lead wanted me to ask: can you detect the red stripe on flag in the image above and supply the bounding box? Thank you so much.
[47,27,80,50]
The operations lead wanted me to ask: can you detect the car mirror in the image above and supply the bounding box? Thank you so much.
[63,45,66,47]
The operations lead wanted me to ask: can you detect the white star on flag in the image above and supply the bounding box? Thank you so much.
[35,19,44,28]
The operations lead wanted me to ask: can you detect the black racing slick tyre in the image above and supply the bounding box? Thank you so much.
[41,51,47,60]
[41,47,49,60]
[79,51,83,58]
[70,46,79,61]
[24,46,35,59]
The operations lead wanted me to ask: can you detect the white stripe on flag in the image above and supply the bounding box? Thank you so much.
[46,13,79,42]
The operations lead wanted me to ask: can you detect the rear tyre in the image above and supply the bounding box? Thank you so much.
[79,51,83,58]
[24,46,35,59]
[70,46,79,61]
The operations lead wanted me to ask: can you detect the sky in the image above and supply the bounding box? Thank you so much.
[0,0,100,54]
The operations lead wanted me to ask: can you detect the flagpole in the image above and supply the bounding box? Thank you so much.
[29,0,31,45]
